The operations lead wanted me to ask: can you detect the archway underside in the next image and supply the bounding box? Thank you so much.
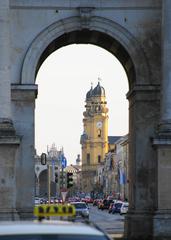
[36,30,135,89]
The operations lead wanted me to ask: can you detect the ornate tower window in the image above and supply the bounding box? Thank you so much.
[97,129,101,137]
[98,155,101,163]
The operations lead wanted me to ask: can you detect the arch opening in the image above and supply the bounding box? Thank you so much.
[36,30,135,89]
[35,43,129,160]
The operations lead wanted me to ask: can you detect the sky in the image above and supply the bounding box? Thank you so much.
[35,44,129,165]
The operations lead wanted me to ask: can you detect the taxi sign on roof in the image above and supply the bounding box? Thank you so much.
[34,204,76,217]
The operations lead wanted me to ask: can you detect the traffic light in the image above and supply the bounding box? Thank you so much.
[67,172,73,188]
[55,173,58,183]
[40,153,47,165]
[60,171,66,188]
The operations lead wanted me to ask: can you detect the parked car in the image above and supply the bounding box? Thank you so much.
[97,199,103,209]
[99,199,114,210]
[112,201,123,214]
[81,196,93,204]
[34,197,40,205]
[98,199,106,210]
[120,202,129,215]
[70,202,89,219]
[93,199,101,206]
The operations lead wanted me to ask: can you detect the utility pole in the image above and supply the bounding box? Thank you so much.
[57,166,60,198]
[61,167,64,188]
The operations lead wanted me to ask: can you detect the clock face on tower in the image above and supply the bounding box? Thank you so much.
[96,121,102,128]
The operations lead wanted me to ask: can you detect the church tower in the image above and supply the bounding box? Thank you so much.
[80,81,109,193]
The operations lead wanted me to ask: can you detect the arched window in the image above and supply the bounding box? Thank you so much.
[98,155,101,163]
[97,129,101,137]
[87,153,90,165]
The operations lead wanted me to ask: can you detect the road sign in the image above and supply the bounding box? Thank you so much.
[60,188,68,202]
[61,155,67,169]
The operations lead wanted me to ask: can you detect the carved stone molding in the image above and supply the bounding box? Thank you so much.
[78,7,95,29]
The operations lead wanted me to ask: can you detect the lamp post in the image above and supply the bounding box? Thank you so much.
[47,164,51,204]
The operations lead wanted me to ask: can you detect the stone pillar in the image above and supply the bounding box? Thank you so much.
[0,1,21,220]
[160,0,171,133]
[125,85,160,239]
[11,85,37,219]
[153,1,171,238]
[0,138,20,220]
[0,0,14,133]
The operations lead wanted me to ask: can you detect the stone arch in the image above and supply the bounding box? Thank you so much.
[39,169,48,197]
[21,16,150,88]
[38,169,56,197]
[19,15,159,238]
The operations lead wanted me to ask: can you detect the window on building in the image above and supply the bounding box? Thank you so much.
[97,129,101,137]
[98,155,101,163]
[87,153,90,165]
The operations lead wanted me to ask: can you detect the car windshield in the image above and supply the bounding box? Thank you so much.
[0,235,109,240]
[115,203,122,207]
[71,203,87,209]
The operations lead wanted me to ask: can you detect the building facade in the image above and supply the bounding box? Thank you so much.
[95,135,129,200]
[35,144,65,198]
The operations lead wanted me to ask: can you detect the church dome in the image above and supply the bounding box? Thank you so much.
[92,82,105,97]
[86,86,93,100]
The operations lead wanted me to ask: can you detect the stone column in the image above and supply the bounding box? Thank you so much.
[160,0,171,133]
[153,1,171,238]
[11,85,37,219]
[0,0,15,134]
[0,1,20,220]
[125,85,160,239]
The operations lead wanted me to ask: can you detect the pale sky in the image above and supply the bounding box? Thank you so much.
[35,44,129,165]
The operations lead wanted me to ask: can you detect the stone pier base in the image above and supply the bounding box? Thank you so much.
[153,211,171,240]
[0,209,19,221]
[0,134,20,221]
[17,208,34,220]
[124,211,153,240]
[152,136,171,239]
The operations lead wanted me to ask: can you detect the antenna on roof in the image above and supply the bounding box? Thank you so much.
[91,82,93,88]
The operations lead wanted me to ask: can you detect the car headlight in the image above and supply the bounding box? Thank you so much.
[82,210,89,216]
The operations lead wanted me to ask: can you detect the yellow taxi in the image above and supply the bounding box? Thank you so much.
[0,204,112,240]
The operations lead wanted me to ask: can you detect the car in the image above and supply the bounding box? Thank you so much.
[93,199,100,206]
[0,220,112,240]
[70,202,89,219]
[34,197,40,205]
[99,199,113,210]
[120,202,129,215]
[0,203,112,240]
[84,197,94,204]
[97,199,103,209]
[111,201,123,214]
[108,203,115,213]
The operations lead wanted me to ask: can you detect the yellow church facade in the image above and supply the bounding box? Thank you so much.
[80,82,109,193]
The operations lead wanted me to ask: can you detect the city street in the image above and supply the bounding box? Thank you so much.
[89,205,124,238]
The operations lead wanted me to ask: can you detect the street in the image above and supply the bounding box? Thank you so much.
[89,204,124,238]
